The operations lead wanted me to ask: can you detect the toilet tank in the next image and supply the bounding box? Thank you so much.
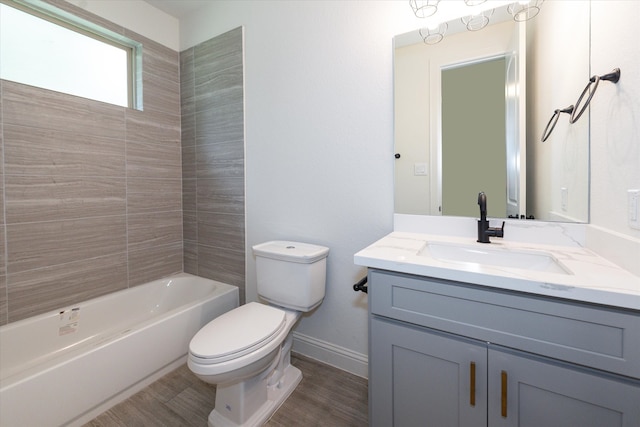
[252,241,329,312]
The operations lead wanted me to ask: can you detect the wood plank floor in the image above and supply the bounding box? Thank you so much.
[84,354,368,426]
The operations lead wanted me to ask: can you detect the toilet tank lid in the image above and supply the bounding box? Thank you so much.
[252,241,329,264]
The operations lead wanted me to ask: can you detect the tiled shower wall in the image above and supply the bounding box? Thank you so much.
[180,28,246,304]
[0,0,183,324]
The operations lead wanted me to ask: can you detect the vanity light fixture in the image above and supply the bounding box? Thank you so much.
[464,0,487,6]
[410,0,440,18]
[419,22,448,44]
[411,0,544,45]
[461,8,494,31]
[508,0,544,22]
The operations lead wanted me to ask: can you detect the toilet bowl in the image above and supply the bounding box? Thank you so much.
[188,241,329,427]
[188,302,300,385]
[188,302,302,427]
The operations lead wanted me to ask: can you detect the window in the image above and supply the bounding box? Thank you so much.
[0,0,141,109]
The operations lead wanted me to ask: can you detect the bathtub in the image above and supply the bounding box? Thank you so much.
[0,272,238,427]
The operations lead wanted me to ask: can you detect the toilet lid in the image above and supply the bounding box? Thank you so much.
[190,302,286,360]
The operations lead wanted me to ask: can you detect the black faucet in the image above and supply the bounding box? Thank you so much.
[477,192,505,243]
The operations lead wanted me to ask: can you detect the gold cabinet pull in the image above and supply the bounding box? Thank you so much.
[501,370,508,418]
[470,362,476,407]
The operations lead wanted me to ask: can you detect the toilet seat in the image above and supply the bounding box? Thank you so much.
[189,302,286,364]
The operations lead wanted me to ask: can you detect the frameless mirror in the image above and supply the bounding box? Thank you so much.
[394,1,590,222]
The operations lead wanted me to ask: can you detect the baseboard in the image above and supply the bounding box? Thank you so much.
[292,332,368,379]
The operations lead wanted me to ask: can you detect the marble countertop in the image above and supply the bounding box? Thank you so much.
[354,231,640,311]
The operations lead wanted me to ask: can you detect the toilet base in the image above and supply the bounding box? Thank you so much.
[208,364,302,427]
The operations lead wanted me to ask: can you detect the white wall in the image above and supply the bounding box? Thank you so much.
[588,1,640,275]
[590,1,640,234]
[526,0,590,222]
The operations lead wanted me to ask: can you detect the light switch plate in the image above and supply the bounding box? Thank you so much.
[414,163,428,176]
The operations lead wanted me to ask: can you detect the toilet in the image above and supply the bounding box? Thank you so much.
[188,240,330,427]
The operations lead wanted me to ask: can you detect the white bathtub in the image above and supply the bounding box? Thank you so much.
[0,272,238,427]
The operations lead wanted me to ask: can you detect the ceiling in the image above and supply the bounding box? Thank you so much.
[144,0,211,19]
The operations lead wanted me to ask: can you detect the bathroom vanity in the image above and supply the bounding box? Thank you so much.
[355,231,640,426]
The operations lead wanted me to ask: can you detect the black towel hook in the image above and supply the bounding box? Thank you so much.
[541,105,574,142]
[570,68,621,124]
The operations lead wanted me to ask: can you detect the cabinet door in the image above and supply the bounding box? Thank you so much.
[370,317,487,427]
[488,347,640,427]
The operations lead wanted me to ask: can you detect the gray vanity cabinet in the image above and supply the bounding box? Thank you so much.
[371,317,488,426]
[368,269,640,427]
[487,348,640,427]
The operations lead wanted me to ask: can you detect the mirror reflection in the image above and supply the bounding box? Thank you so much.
[394,1,590,222]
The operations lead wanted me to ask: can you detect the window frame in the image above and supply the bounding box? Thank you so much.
[0,0,143,109]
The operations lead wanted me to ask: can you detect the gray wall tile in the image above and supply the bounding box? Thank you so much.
[197,244,245,300]
[0,83,4,324]
[128,242,183,287]
[183,210,198,242]
[126,140,182,179]
[0,275,7,326]
[126,108,180,143]
[127,178,182,214]
[184,241,198,275]
[6,216,127,274]
[7,254,128,322]
[0,226,5,277]
[182,144,196,179]
[0,4,245,324]
[180,49,196,144]
[0,1,183,324]
[142,39,181,85]
[196,177,245,215]
[195,64,243,111]
[182,178,197,212]
[5,176,126,223]
[181,112,196,144]
[196,142,244,179]
[180,49,195,112]
[3,81,125,139]
[128,211,183,251]
[198,212,245,252]
[194,27,244,85]
[181,27,246,303]
[195,102,244,144]
[142,70,181,115]
[3,124,126,177]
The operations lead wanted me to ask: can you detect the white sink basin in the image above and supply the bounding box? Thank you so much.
[422,242,571,275]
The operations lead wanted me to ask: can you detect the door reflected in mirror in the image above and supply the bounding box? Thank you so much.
[442,57,507,218]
